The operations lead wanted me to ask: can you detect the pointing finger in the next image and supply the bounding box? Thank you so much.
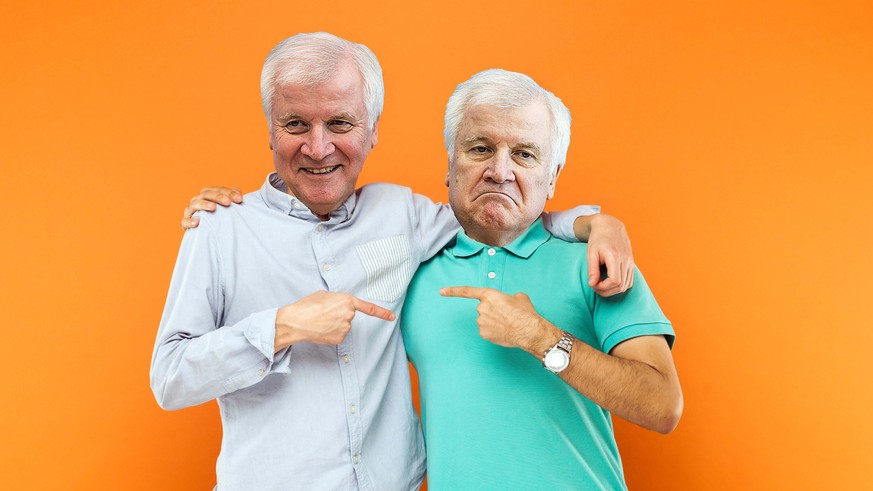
[440,286,492,300]
[351,297,396,321]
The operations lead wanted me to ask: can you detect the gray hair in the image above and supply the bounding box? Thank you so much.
[443,68,571,175]
[260,32,384,130]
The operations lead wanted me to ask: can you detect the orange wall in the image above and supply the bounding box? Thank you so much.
[1,1,871,489]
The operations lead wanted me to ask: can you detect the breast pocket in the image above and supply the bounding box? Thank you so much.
[355,234,413,302]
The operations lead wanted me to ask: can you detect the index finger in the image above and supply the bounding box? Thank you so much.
[351,297,396,321]
[198,187,243,206]
[440,286,492,300]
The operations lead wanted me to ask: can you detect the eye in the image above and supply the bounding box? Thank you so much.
[284,120,308,134]
[329,120,354,132]
[514,150,539,166]
[472,146,490,154]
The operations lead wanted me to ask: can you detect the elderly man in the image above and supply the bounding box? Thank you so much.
[152,32,635,490]
[401,69,683,490]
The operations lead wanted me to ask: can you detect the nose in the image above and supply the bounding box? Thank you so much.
[301,126,336,161]
[483,150,515,183]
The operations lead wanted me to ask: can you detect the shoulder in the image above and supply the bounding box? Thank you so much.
[354,183,423,217]
[191,189,269,233]
[357,182,415,201]
[540,235,591,264]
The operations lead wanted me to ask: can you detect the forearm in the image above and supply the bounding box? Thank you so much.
[563,341,682,433]
[150,309,281,410]
[572,213,630,243]
[523,326,682,434]
[541,205,600,242]
[572,215,594,242]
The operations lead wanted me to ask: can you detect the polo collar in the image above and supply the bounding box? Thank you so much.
[451,218,551,259]
[262,172,357,223]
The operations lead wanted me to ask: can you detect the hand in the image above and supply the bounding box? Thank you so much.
[585,214,634,297]
[274,291,396,351]
[181,187,244,229]
[440,286,559,355]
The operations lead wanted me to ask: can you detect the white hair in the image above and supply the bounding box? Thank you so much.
[444,68,572,175]
[260,32,384,130]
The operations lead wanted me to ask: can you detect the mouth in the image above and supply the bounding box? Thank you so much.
[477,191,517,204]
[303,165,341,175]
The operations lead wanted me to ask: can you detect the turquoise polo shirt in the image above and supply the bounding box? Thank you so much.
[401,219,674,490]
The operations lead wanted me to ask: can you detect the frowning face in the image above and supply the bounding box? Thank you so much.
[269,63,378,219]
[446,101,559,246]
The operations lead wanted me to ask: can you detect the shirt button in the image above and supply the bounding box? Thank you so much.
[488,248,496,256]
[343,355,350,364]
[350,404,357,414]
[294,202,302,209]
[257,368,265,376]
[353,454,360,464]
[316,224,324,232]
[488,272,496,279]
[323,264,332,272]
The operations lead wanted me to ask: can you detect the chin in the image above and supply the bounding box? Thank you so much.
[475,207,513,228]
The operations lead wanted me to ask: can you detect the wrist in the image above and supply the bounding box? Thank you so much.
[274,307,304,352]
[523,319,562,358]
[573,215,595,242]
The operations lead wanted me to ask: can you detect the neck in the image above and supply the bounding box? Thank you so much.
[461,223,526,247]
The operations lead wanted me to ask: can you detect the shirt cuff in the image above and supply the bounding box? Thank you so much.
[243,307,295,375]
[544,205,601,241]
[602,322,675,354]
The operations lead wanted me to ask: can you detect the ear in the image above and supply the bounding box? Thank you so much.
[547,163,563,199]
[370,116,380,149]
[445,160,452,187]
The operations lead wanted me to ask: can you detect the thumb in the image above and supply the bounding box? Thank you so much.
[587,248,601,287]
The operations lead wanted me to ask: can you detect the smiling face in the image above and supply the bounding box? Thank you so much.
[447,101,560,246]
[269,62,378,219]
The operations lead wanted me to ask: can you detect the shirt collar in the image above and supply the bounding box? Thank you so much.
[261,172,357,223]
[450,218,552,259]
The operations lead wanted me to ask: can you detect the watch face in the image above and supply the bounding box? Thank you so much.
[544,349,569,372]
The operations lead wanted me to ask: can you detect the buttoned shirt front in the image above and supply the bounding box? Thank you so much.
[150,173,595,490]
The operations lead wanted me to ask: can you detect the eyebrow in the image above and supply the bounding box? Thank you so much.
[276,112,362,123]
[461,136,492,146]
[332,112,360,122]
[515,142,543,155]
[463,136,543,155]
[276,112,301,123]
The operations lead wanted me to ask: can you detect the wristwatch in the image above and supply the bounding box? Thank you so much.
[543,331,575,374]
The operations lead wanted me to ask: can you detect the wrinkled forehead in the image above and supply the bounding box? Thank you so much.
[458,102,553,147]
[272,66,368,117]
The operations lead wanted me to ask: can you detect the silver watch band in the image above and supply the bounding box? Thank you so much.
[556,331,574,353]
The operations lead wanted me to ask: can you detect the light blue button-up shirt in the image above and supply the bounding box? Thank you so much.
[150,173,596,491]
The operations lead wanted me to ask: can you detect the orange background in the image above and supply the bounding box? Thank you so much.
[2,1,872,489]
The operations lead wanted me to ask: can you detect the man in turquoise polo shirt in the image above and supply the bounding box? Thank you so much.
[402,69,684,490]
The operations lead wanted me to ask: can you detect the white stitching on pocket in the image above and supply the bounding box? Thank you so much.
[355,235,412,302]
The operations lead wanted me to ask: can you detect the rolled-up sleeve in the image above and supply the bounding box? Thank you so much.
[541,205,601,242]
[149,216,286,410]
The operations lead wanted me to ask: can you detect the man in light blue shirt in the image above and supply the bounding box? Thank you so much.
[152,32,636,490]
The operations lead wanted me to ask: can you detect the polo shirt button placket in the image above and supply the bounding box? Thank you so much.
[486,247,499,283]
